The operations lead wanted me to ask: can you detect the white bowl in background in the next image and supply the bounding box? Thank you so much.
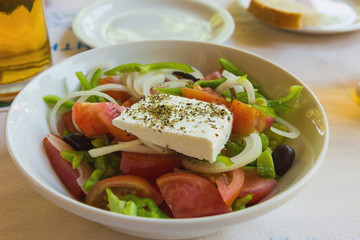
[5,40,328,239]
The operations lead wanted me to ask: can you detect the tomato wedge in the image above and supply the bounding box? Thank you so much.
[86,175,163,209]
[230,99,271,135]
[120,152,182,183]
[182,87,230,107]
[237,167,277,204]
[99,76,131,104]
[215,168,245,207]
[72,102,108,137]
[62,111,76,133]
[156,172,231,218]
[97,103,137,141]
[72,102,136,141]
[43,134,88,200]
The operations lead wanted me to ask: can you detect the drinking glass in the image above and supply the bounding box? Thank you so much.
[0,0,52,101]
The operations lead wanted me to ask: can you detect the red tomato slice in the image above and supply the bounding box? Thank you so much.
[120,152,182,183]
[62,111,76,133]
[86,175,163,209]
[72,102,108,137]
[156,172,231,218]
[237,167,277,204]
[202,69,223,80]
[43,134,85,199]
[97,103,138,141]
[182,87,231,107]
[72,102,137,141]
[230,99,272,135]
[99,76,131,104]
[215,168,245,207]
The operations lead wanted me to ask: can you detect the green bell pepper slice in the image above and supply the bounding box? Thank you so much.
[155,87,183,96]
[104,62,194,75]
[257,148,276,178]
[42,95,75,110]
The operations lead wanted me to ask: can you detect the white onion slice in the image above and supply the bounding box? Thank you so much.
[181,132,262,173]
[76,162,93,193]
[242,78,255,104]
[216,70,255,104]
[76,84,130,103]
[139,138,172,154]
[163,73,179,82]
[190,66,204,79]
[88,140,167,157]
[126,73,141,98]
[270,117,300,139]
[143,74,165,97]
[134,71,156,96]
[50,91,117,136]
[88,140,142,157]
[215,75,238,94]
[233,85,245,93]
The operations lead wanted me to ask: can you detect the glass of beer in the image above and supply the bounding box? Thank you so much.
[0,0,52,101]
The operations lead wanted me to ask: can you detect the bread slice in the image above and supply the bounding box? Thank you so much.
[247,0,323,29]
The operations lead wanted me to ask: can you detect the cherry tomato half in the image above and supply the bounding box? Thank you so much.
[85,175,163,209]
[156,172,231,218]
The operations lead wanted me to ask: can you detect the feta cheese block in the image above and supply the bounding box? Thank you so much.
[112,94,233,163]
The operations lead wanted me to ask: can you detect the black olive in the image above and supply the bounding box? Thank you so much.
[63,133,93,151]
[272,144,295,176]
[173,71,200,82]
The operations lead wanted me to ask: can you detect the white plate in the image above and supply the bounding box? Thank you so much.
[72,0,235,47]
[238,0,360,34]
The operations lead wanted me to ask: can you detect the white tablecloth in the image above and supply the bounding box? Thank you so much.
[1,0,360,239]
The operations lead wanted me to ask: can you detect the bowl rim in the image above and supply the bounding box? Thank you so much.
[5,39,329,230]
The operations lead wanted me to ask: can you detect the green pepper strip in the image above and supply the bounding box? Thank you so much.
[155,87,183,96]
[83,155,116,193]
[75,71,91,90]
[60,150,89,169]
[83,169,106,193]
[90,68,102,89]
[232,194,253,211]
[106,189,138,216]
[224,140,244,158]
[42,95,75,110]
[192,77,226,88]
[257,148,276,179]
[219,58,259,88]
[216,154,234,167]
[121,194,169,218]
[259,133,269,151]
[104,62,194,75]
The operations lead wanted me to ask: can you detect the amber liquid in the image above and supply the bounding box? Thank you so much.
[0,0,51,100]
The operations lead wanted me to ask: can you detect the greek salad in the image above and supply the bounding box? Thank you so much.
[43,58,302,218]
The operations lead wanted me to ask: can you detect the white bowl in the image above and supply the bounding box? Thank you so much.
[5,40,328,239]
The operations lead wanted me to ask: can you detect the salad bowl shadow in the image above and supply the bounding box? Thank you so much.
[5,40,328,239]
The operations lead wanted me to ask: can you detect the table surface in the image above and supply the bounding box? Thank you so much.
[1,0,360,239]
